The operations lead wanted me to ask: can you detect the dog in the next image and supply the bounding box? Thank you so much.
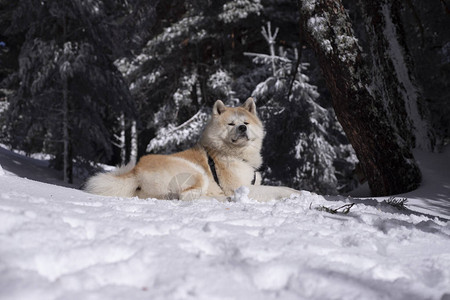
[85,98,299,201]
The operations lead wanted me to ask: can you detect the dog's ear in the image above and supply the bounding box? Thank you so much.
[213,100,227,115]
[242,97,257,115]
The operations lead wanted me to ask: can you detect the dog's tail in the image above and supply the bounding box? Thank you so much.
[84,161,139,197]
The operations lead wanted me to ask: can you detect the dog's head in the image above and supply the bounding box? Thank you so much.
[201,97,265,152]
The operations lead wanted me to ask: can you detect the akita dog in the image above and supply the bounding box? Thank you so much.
[85,98,299,201]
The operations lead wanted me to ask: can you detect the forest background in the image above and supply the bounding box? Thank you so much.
[0,0,449,196]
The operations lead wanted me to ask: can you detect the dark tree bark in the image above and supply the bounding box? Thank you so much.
[62,76,73,184]
[359,0,433,151]
[62,16,73,184]
[298,0,421,196]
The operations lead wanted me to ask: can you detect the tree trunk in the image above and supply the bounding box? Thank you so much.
[130,120,138,162]
[119,113,126,163]
[360,0,433,150]
[61,15,73,184]
[124,119,138,164]
[298,0,421,196]
[62,77,73,184]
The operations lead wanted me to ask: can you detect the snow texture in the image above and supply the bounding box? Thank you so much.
[301,0,317,13]
[306,16,333,54]
[219,0,263,23]
[303,2,361,74]
[1,146,450,300]
[147,109,209,154]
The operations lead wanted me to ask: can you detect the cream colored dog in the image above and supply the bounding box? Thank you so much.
[85,98,299,201]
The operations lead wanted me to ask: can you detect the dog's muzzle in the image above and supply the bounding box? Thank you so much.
[232,125,249,143]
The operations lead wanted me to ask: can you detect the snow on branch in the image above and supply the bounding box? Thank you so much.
[219,0,263,23]
[146,109,209,153]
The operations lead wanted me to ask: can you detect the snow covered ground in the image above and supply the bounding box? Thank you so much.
[1,145,450,300]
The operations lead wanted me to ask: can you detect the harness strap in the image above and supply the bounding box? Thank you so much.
[206,153,257,187]
[207,154,220,187]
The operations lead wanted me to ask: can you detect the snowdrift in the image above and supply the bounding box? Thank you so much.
[1,146,450,299]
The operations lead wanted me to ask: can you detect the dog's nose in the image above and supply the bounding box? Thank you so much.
[238,125,247,132]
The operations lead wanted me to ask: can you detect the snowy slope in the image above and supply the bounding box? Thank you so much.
[0,146,80,188]
[1,147,450,300]
[349,148,450,219]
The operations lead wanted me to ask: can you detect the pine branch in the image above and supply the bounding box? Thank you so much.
[262,21,279,76]
[313,203,355,214]
[111,141,124,148]
[168,108,204,134]
[261,21,279,45]
[383,197,408,210]
[287,2,304,99]
[243,52,291,63]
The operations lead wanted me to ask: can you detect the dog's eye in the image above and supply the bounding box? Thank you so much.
[228,123,235,126]
[244,122,249,125]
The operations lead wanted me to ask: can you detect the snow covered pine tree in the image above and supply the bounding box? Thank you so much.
[2,0,134,182]
[246,22,357,194]
[118,1,264,156]
[298,0,421,196]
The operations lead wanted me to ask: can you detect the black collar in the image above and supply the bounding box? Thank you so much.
[206,153,256,187]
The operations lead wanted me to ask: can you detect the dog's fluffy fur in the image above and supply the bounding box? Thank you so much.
[85,98,299,201]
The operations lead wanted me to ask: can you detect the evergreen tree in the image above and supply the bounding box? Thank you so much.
[247,22,357,194]
[117,0,359,194]
[2,0,135,182]
[2,0,445,196]
[117,0,265,156]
